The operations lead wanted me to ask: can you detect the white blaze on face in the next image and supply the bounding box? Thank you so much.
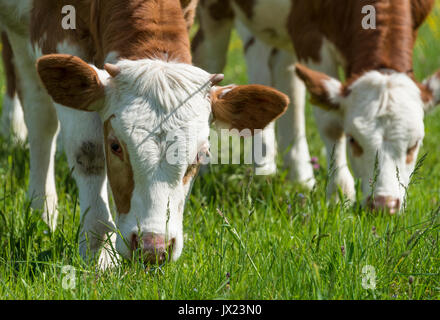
[340,72,425,208]
[102,59,213,260]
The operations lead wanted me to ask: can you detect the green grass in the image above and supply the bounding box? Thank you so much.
[1,11,440,299]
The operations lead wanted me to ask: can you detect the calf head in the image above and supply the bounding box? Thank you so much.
[296,64,440,214]
[37,54,288,263]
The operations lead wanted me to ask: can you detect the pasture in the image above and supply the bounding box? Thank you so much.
[0,7,440,300]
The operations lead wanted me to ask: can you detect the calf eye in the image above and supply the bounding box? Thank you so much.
[110,140,123,156]
[406,142,419,164]
[347,135,363,157]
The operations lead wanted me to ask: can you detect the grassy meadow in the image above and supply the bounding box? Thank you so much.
[0,7,440,300]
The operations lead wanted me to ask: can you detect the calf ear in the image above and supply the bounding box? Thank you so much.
[211,84,289,134]
[37,54,106,112]
[422,70,440,112]
[295,64,342,111]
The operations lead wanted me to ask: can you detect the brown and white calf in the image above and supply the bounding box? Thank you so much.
[0,0,288,266]
[194,0,440,213]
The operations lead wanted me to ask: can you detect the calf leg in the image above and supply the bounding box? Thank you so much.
[270,50,315,188]
[236,21,278,175]
[192,0,234,73]
[55,106,116,267]
[305,52,355,200]
[313,108,355,200]
[6,32,58,229]
[1,32,27,143]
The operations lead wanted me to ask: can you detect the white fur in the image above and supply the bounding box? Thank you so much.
[192,0,234,72]
[6,31,59,230]
[231,0,293,51]
[341,71,425,207]
[272,51,315,188]
[236,21,278,176]
[1,93,28,143]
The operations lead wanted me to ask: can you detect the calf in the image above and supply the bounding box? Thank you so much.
[0,0,288,267]
[193,0,440,213]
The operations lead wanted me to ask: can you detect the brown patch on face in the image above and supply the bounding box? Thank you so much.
[1,32,17,99]
[348,135,363,157]
[233,0,255,20]
[183,164,201,185]
[31,0,192,66]
[406,142,418,164]
[104,117,135,214]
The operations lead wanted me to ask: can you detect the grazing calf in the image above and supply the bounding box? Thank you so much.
[1,32,27,143]
[193,0,440,213]
[0,0,288,267]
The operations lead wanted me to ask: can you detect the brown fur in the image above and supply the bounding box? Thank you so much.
[1,32,17,99]
[36,54,105,111]
[211,84,289,133]
[31,0,192,66]
[104,117,135,214]
[289,0,434,79]
[183,164,200,185]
